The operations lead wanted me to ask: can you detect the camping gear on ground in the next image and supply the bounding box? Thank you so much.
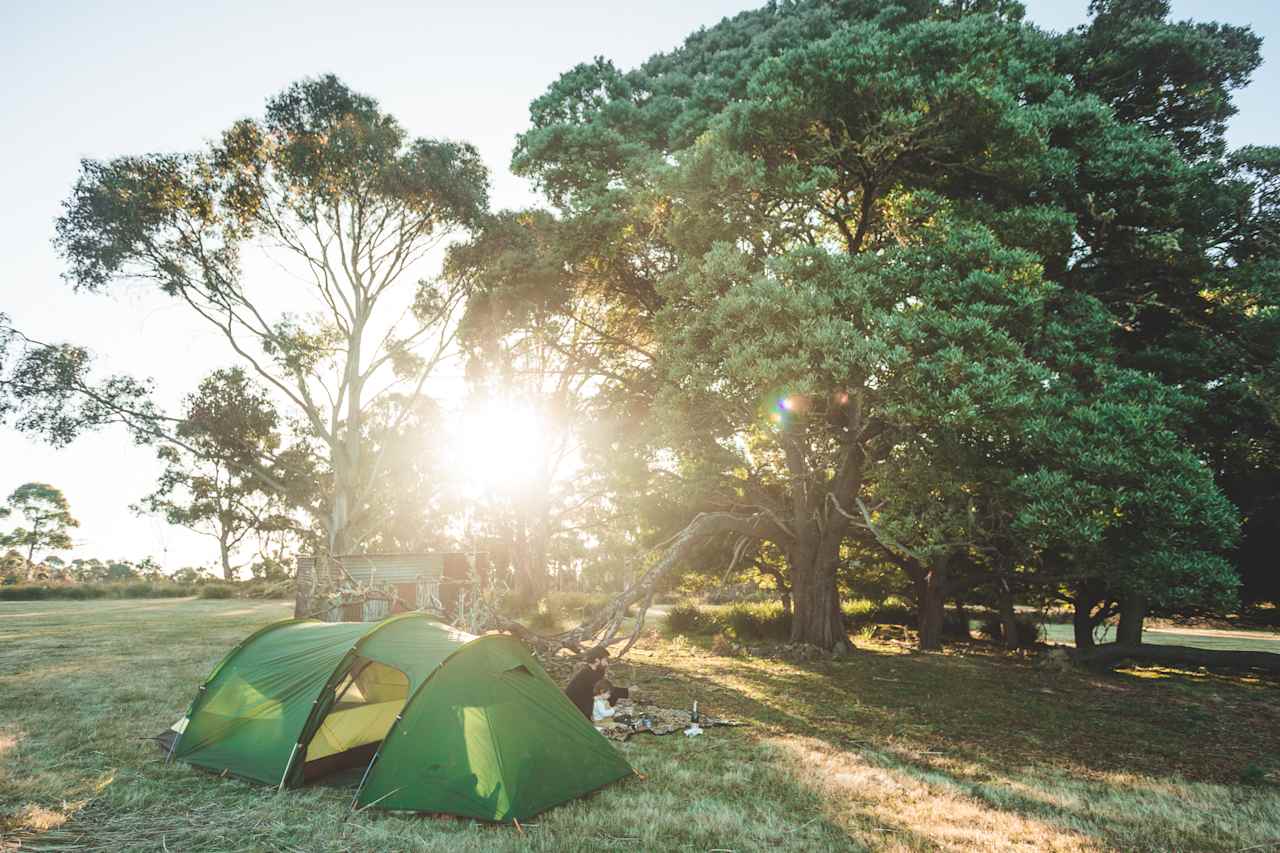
[686,699,702,735]
[595,703,743,741]
[161,613,633,821]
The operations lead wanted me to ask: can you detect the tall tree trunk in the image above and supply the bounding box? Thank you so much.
[997,587,1019,650]
[219,534,235,582]
[25,520,41,578]
[1072,580,1105,650]
[510,515,540,611]
[916,556,949,651]
[788,540,847,650]
[1117,593,1148,646]
[329,488,352,556]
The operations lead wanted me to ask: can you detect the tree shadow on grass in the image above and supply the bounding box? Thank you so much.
[615,638,1280,851]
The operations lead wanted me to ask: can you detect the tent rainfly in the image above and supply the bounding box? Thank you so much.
[164,613,634,821]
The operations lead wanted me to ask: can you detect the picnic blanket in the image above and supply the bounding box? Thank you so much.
[594,702,744,741]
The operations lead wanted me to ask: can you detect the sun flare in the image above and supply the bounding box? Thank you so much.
[455,400,548,495]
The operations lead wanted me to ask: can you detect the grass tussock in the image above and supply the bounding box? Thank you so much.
[2,598,1278,851]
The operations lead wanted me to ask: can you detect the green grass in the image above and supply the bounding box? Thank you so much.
[2,600,1279,851]
[1042,622,1280,653]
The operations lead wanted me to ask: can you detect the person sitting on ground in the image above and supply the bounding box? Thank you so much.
[592,679,617,722]
[564,647,638,720]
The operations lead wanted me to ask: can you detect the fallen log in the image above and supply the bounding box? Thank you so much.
[1076,642,1280,674]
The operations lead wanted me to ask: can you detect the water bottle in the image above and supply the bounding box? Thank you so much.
[691,700,699,724]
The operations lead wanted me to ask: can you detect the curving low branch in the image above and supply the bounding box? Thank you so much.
[488,511,774,658]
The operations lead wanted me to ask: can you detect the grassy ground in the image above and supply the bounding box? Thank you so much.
[1042,622,1280,652]
[2,600,1279,852]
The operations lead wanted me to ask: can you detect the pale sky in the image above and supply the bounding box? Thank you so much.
[1,1,1276,569]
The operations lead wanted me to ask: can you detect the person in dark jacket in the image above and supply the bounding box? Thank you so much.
[564,646,637,720]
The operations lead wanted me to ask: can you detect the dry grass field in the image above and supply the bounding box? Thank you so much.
[2,598,1279,851]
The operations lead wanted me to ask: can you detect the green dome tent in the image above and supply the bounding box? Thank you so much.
[167,613,633,821]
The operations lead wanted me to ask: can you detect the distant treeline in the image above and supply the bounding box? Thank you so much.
[0,579,292,601]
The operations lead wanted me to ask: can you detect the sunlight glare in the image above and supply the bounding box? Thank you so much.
[455,400,547,496]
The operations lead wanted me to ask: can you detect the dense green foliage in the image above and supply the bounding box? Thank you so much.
[485,0,1278,648]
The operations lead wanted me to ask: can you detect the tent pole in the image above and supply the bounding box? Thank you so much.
[164,729,181,764]
[350,751,380,811]
[278,742,301,793]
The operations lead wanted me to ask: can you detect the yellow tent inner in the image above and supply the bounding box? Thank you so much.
[304,660,409,762]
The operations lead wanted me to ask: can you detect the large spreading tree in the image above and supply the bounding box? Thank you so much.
[50,75,488,556]
[504,0,1271,649]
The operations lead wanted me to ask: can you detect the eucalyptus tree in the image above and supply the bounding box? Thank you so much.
[0,483,79,573]
[133,369,296,580]
[52,75,488,555]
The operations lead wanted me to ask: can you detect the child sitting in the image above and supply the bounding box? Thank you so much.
[591,679,617,722]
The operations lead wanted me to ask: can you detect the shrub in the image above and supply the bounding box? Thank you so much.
[977,613,1044,648]
[723,602,792,641]
[943,608,972,640]
[240,579,293,599]
[545,590,611,622]
[1240,763,1272,786]
[527,611,559,632]
[710,633,736,656]
[123,582,191,598]
[843,599,913,629]
[665,602,712,635]
[197,584,235,599]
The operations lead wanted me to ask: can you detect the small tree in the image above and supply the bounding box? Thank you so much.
[135,369,297,581]
[0,483,78,577]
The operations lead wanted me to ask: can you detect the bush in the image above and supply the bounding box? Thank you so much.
[843,598,914,629]
[710,633,737,656]
[240,579,294,599]
[663,601,792,641]
[197,584,235,599]
[527,609,561,632]
[665,602,712,635]
[943,608,972,640]
[545,590,611,621]
[977,612,1044,648]
[723,602,792,641]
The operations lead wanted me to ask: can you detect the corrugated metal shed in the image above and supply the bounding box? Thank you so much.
[337,553,446,583]
[296,552,488,622]
[297,553,449,584]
